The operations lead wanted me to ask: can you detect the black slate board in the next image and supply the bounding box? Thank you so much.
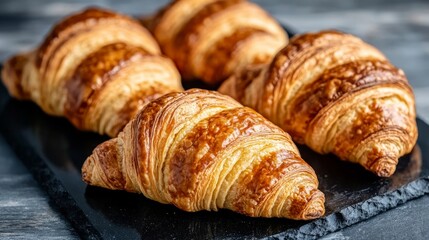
[1,31,429,238]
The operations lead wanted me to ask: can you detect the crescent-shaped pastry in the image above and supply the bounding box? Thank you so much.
[147,0,288,85]
[82,89,325,220]
[2,8,183,136]
[219,30,418,177]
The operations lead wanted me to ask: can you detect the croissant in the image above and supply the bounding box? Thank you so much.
[1,8,183,136]
[82,89,325,220]
[219,30,418,177]
[147,0,288,85]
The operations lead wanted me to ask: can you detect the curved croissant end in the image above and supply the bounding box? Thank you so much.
[1,8,183,136]
[82,89,325,220]
[220,31,418,177]
[149,0,288,85]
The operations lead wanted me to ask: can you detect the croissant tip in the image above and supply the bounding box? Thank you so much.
[301,190,326,220]
[369,157,397,177]
[2,54,28,100]
[81,155,95,184]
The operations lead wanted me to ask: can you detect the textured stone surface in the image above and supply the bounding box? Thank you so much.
[321,195,429,240]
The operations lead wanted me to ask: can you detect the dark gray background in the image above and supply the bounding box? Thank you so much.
[0,0,428,239]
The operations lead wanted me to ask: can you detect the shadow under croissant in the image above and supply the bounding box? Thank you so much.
[1,96,107,171]
[83,186,306,239]
[389,145,422,189]
[298,143,423,214]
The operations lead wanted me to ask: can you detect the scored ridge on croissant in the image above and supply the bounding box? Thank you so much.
[82,89,325,220]
[147,0,288,85]
[2,7,183,136]
[219,30,418,177]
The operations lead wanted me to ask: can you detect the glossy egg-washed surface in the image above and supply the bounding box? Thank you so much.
[219,30,418,177]
[150,0,288,85]
[64,43,149,128]
[1,7,183,137]
[82,89,325,220]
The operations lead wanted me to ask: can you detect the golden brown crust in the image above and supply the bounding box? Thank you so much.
[203,28,269,83]
[113,89,165,137]
[219,30,418,177]
[257,30,383,121]
[64,43,150,127]
[82,89,325,220]
[289,59,411,143]
[1,54,28,99]
[39,8,160,62]
[168,107,282,201]
[37,8,119,67]
[82,139,126,190]
[231,149,321,218]
[150,0,288,85]
[1,7,183,136]
[173,0,242,77]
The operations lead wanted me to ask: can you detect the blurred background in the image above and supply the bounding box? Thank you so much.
[0,0,428,121]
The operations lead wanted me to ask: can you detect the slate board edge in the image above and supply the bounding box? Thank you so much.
[0,122,102,240]
[267,177,429,240]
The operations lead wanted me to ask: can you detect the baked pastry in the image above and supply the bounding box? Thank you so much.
[2,8,183,136]
[147,0,288,85]
[82,89,325,220]
[219,30,418,177]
